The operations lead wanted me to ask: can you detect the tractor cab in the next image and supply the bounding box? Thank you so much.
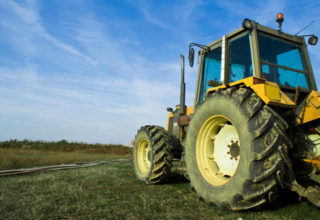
[190,15,318,109]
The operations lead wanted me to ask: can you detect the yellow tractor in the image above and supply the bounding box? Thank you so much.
[133,14,320,210]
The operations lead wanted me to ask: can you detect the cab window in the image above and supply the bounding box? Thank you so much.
[229,33,253,82]
[200,47,222,102]
[258,33,310,90]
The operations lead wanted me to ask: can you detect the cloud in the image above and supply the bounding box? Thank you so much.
[0,0,96,64]
[126,0,171,29]
[0,57,180,144]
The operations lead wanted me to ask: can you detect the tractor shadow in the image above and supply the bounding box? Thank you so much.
[165,170,189,185]
[260,190,301,210]
[163,163,304,210]
[164,172,304,211]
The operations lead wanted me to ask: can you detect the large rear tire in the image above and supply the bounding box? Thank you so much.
[133,125,173,184]
[185,88,292,210]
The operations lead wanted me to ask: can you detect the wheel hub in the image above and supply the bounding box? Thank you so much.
[213,124,240,177]
[228,141,240,160]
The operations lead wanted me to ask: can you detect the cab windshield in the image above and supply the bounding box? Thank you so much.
[258,33,310,90]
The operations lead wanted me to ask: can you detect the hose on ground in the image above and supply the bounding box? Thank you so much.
[0,158,132,177]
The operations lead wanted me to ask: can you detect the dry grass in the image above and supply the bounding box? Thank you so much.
[0,140,132,170]
[0,139,132,154]
[0,148,131,170]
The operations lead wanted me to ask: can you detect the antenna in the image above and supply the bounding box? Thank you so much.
[295,20,315,35]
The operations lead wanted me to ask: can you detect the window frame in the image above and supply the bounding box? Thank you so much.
[226,31,255,83]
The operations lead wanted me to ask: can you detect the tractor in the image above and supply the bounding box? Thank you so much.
[133,13,320,210]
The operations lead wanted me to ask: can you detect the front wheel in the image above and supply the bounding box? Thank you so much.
[133,125,173,184]
[185,88,292,210]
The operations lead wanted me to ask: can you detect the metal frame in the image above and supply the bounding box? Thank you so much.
[250,23,262,78]
[224,30,251,84]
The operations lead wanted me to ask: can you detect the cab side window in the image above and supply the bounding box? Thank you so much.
[229,34,253,82]
[200,47,222,102]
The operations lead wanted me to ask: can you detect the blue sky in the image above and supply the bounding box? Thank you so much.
[0,0,319,145]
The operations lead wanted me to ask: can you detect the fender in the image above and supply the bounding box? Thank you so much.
[206,76,296,108]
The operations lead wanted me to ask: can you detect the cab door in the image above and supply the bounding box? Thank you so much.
[199,45,222,102]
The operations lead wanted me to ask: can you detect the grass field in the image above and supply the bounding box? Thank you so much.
[1,161,320,219]
[1,140,319,219]
[0,140,132,170]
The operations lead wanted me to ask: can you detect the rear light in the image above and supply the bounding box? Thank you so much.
[253,78,266,84]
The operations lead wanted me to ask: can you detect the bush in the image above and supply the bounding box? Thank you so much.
[0,140,132,155]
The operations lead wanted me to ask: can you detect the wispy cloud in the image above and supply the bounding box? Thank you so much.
[126,0,171,29]
[0,64,179,143]
[0,0,97,64]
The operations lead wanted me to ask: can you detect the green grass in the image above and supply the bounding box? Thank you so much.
[1,162,319,219]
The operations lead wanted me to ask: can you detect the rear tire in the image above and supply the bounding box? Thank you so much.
[185,88,292,210]
[133,125,173,184]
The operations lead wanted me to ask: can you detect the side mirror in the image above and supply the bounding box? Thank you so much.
[188,47,195,67]
[207,80,220,87]
[167,107,173,112]
[308,35,318,46]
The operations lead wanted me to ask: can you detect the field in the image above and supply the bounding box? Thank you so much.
[0,140,320,219]
[0,140,132,170]
[1,162,320,219]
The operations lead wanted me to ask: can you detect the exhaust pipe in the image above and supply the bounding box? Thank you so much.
[180,54,186,115]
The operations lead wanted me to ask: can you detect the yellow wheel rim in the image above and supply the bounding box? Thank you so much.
[137,138,151,173]
[196,115,240,186]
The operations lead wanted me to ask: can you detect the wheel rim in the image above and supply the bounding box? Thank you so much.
[137,138,151,173]
[196,115,240,186]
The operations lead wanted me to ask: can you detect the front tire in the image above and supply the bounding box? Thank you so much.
[133,125,173,184]
[185,88,292,210]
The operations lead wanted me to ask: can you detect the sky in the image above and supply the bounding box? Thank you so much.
[0,0,319,145]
